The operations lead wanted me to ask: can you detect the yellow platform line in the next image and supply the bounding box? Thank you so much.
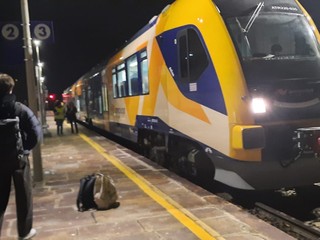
[79,133,225,240]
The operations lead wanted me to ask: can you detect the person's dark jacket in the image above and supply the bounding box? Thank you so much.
[66,106,77,122]
[0,94,41,154]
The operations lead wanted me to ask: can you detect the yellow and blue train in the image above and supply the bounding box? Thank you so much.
[64,0,320,190]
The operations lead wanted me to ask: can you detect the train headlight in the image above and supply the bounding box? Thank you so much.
[251,97,267,114]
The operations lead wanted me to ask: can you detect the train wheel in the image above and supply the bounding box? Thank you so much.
[149,146,167,166]
[188,148,215,186]
[168,137,215,186]
[138,129,168,167]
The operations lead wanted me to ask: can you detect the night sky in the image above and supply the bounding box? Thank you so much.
[0,0,319,101]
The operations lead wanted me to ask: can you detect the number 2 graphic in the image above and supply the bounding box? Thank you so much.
[1,24,19,40]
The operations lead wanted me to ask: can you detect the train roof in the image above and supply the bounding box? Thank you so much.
[127,15,158,45]
[110,14,160,58]
[110,3,173,57]
[213,0,302,18]
[67,4,172,92]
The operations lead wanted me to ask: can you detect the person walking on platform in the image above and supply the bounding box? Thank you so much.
[66,101,78,134]
[0,73,41,239]
[53,100,65,135]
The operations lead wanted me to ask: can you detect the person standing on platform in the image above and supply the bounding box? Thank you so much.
[0,73,41,239]
[53,100,65,135]
[66,101,78,134]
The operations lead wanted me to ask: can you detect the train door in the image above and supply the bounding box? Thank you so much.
[86,69,108,129]
[74,79,87,122]
[157,26,220,181]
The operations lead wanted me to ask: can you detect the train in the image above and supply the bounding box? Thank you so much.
[64,0,320,190]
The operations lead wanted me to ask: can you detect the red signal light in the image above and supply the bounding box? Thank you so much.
[48,94,56,100]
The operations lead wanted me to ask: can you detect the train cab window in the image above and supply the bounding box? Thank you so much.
[127,54,139,96]
[140,50,149,94]
[116,63,127,97]
[178,28,209,83]
[227,13,320,60]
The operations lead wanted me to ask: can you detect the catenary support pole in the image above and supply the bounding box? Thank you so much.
[21,0,43,182]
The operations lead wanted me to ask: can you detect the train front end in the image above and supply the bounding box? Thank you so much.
[214,0,320,189]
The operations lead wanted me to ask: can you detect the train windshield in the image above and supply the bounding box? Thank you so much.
[227,13,320,61]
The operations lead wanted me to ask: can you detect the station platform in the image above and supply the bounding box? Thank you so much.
[1,113,294,239]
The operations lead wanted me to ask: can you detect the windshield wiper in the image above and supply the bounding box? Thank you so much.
[243,2,264,33]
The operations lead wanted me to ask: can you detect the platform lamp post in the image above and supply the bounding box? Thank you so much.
[33,40,47,136]
[21,0,43,182]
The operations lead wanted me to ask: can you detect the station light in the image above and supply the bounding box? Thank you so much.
[33,39,41,47]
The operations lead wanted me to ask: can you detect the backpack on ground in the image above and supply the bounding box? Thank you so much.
[76,173,119,212]
[0,103,24,157]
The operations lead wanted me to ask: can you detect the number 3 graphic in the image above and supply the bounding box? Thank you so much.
[34,24,51,40]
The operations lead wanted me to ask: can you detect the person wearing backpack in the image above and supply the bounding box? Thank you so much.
[66,101,78,134]
[0,73,41,239]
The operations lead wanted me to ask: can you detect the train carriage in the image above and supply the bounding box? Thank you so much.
[67,0,320,190]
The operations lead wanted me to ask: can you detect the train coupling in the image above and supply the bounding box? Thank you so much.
[293,127,320,159]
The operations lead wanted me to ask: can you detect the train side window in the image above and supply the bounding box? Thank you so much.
[113,50,148,98]
[117,63,127,97]
[102,83,108,111]
[140,50,149,94]
[112,68,118,98]
[81,87,86,112]
[179,35,189,78]
[178,28,209,83]
[101,69,108,111]
[127,54,139,96]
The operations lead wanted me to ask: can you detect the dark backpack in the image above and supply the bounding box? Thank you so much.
[76,173,119,212]
[0,102,24,158]
[77,174,97,211]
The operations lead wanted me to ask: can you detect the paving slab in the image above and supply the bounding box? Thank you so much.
[1,114,294,240]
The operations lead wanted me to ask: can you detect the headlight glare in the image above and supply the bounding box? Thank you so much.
[251,97,267,114]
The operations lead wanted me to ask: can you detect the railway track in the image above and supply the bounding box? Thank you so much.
[252,202,320,240]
